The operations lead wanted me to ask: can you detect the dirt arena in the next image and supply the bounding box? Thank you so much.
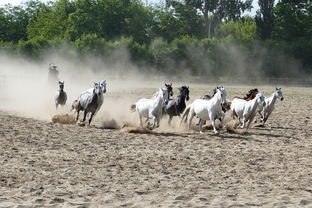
[0,85,312,207]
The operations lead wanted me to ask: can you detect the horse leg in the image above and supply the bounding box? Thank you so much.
[168,115,173,126]
[155,115,160,128]
[231,110,235,120]
[263,110,272,125]
[246,115,255,130]
[139,114,143,128]
[88,112,94,126]
[241,117,247,129]
[209,112,218,134]
[196,118,202,126]
[232,110,239,127]
[82,110,87,123]
[211,119,218,134]
[76,109,80,121]
[145,118,149,123]
[148,114,156,129]
[198,119,204,134]
[220,112,225,129]
[187,111,195,132]
[258,110,264,122]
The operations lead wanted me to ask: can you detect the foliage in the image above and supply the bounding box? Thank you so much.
[255,0,274,40]
[217,16,256,42]
[0,0,311,78]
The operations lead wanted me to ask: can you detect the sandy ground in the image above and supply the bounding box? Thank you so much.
[0,85,312,207]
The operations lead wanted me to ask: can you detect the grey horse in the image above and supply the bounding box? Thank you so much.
[76,82,104,125]
[55,81,67,109]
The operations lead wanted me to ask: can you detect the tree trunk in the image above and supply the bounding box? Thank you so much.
[203,8,210,38]
[208,16,212,38]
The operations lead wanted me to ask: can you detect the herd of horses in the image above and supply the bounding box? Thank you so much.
[54,80,284,134]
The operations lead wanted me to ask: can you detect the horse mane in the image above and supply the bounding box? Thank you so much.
[178,86,189,95]
[244,88,258,99]
[201,87,218,100]
[151,88,163,99]
[233,88,258,100]
[212,88,217,96]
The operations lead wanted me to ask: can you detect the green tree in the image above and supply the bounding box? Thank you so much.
[0,4,29,42]
[273,0,312,72]
[195,0,252,38]
[66,0,151,43]
[273,0,312,41]
[27,0,74,41]
[165,0,203,38]
[217,16,256,42]
[255,0,275,40]
[149,6,182,41]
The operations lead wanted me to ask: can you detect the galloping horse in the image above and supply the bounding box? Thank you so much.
[55,81,67,109]
[163,86,190,125]
[131,88,170,129]
[71,80,107,113]
[258,88,284,125]
[76,82,105,125]
[181,87,227,134]
[231,92,266,131]
[226,88,258,113]
[197,87,229,126]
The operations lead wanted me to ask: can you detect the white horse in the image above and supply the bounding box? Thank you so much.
[180,87,227,134]
[55,81,67,109]
[231,92,266,131]
[131,88,169,129]
[257,88,284,125]
[76,82,104,125]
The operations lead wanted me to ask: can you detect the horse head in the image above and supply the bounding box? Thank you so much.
[256,92,266,106]
[58,81,64,90]
[216,86,227,105]
[179,86,190,101]
[161,88,170,105]
[93,82,103,96]
[100,80,107,93]
[165,83,173,97]
[245,88,258,100]
[275,87,284,101]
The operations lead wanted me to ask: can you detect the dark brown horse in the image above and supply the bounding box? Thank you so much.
[233,88,258,101]
[165,83,173,97]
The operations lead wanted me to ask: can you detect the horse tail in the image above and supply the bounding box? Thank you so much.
[130,104,136,112]
[180,104,191,126]
[227,101,232,110]
[71,100,78,112]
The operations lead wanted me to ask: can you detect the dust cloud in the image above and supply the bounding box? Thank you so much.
[0,41,307,127]
[0,48,173,127]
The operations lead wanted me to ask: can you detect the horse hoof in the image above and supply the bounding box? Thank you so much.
[77,122,85,127]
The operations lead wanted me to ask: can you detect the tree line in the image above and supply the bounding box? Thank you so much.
[0,0,311,80]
